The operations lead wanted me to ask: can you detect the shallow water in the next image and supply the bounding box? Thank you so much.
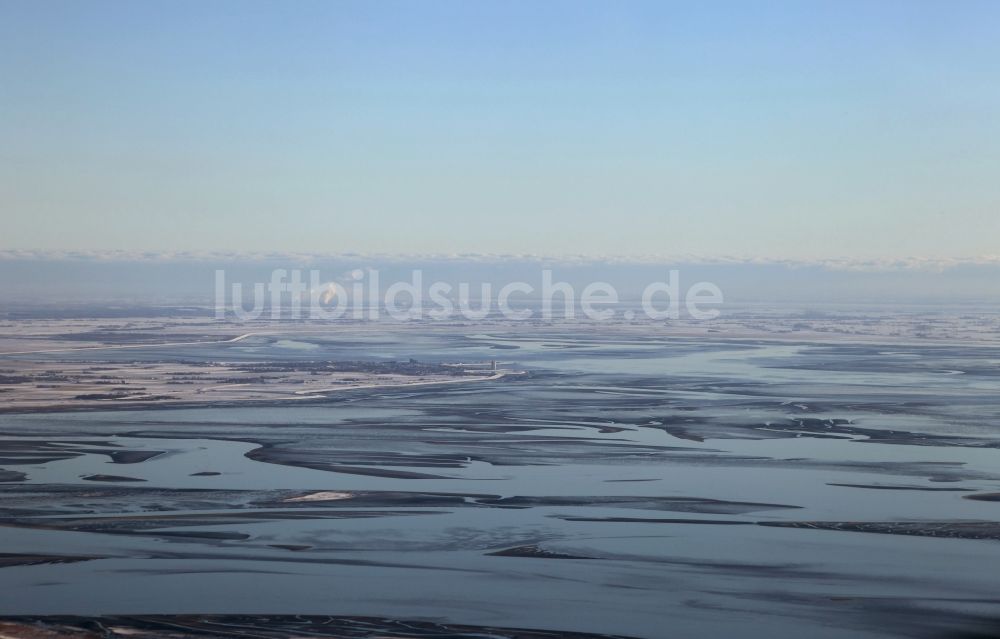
[3,328,1000,638]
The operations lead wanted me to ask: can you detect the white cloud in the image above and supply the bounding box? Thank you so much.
[2,249,1000,272]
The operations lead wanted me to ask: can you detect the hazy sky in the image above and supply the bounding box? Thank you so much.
[2,0,998,259]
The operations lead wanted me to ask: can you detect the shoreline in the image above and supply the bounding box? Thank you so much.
[0,370,514,416]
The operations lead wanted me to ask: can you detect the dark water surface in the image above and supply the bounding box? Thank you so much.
[3,329,1000,638]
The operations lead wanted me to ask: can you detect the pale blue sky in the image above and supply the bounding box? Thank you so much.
[2,0,998,258]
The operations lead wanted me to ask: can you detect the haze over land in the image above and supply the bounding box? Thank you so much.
[2,251,1000,306]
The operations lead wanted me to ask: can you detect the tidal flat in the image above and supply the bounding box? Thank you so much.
[2,313,1000,638]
